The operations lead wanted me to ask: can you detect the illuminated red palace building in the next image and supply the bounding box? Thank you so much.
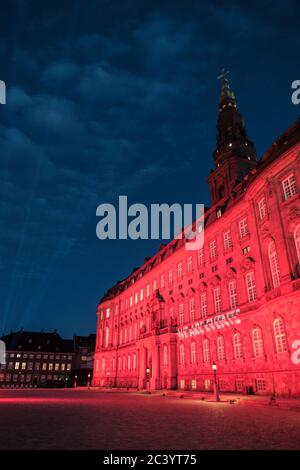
[93,77,300,396]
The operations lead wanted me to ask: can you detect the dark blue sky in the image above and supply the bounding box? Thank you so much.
[0,0,299,338]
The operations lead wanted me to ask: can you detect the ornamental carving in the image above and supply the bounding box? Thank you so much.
[225,267,237,280]
[289,206,300,221]
[266,177,274,197]
[261,225,271,239]
[240,257,255,272]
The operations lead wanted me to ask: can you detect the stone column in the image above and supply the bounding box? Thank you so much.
[138,346,146,389]
[168,336,178,389]
[151,342,161,390]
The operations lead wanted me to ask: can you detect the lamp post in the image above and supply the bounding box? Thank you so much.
[74,375,77,389]
[107,371,110,387]
[87,373,91,388]
[212,362,220,402]
[146,367,150,393]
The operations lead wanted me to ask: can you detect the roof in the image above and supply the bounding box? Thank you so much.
[1,330,74,353]
[73,334,96,350]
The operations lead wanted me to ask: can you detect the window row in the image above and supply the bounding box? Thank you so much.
[178,318,287,365]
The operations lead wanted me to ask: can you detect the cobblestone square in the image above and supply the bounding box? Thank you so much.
[1,389,300,450]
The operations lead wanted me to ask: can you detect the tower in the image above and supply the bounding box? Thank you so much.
[208,71,257,206]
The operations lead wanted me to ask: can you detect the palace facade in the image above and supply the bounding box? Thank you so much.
[93,76,300,396]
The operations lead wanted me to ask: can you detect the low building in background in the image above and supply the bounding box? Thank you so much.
[72,334,96,386]
[0,330,96,388]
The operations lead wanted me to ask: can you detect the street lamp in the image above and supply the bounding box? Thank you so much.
[107,371,110,387]
[212,362,220,402]
[146,367,150,393]
[74,375,77,388]
[87,373,91,388]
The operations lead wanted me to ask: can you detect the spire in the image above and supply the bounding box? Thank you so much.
[213,70,256,164]
[207,71,257,206]
[218,69,236,101]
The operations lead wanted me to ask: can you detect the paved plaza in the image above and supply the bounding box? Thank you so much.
[0,389,300,450]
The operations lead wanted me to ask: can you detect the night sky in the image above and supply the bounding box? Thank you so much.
[0,0,299,338]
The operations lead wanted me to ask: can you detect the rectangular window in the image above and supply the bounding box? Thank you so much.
[191,379,197,390]
[223,230,232,250]
[200,293,207,318]
[168,269,173,285]
[130,296,133,307]
[42,363,47,371]
[258,197,267,219]
[282,174,297,200]
[134,292,138,304]
[179,303,184,325]
[177,263,183,279]
[256,379,266,391]
[246,271,257,302]
[239,218,249,238]
[14,362,20,370]
[140,289,143,301]
[210,240,217,259]
[204,379,211,391]
[236,379,244,392]
[189,298,195,322]
[198,248,204,266]
[146,284,150,298]
[242,246,250,255]
[179,379,185,389]
[21,362,26,370]
[228,280,238,309]
[213,287,222,314]
[160,274,165,288]
[153,279,157,291]
[187,256,193,273]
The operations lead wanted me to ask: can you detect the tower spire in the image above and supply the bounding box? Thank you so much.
[207,71,257,205]
[218,69,235,101]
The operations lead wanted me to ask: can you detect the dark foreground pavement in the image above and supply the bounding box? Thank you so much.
[0,388,300,450]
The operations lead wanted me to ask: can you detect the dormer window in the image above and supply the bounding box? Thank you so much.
[216,209,222,219]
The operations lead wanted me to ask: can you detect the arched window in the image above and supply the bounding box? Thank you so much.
[101,357,106,373]
[203,339,210,362]
[163,345,168,366]
[252,328,264,357]
[191,342,197,364]
[273,318,287,353]
[128,355,131,370]
[179,303,184,325]
[233,333,243,359]
[105,327,110,347]
[217,336,225,361]
[189,298,195,322]
[294,225,300,265]
[179,344,185,366]
[268,241,280,288]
